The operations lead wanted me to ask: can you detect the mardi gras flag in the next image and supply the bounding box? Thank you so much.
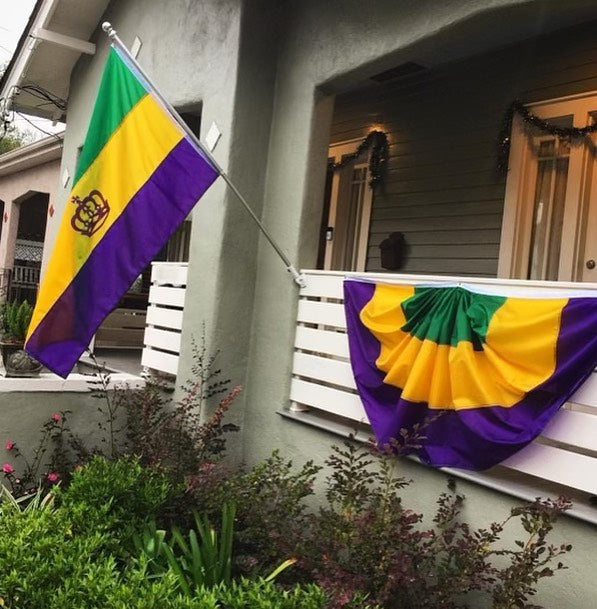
[25,46,219,377]
[344,278,597,470]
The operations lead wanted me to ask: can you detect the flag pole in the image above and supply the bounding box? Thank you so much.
[101,22,306,288]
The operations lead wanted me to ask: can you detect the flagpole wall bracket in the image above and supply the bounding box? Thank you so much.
[288,267,307,289]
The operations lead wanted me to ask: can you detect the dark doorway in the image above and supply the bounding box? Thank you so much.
[12,192,49,303]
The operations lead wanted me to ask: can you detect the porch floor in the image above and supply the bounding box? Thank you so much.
[92,348,143,376]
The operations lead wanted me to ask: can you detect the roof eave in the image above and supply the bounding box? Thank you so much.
[0,0,108,121]
[0,132,64,177]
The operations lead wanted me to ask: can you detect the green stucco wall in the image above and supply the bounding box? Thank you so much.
[0,386,121,472]
[238,2,597,608]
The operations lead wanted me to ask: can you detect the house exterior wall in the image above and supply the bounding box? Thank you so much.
[54,1,597,606]
[1,389,125,468]
[0,157,60,279]
[329,19,597,275]
[238,3,597,608]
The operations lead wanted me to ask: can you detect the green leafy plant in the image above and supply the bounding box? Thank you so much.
[211,578,333,609]
[103,575,339,609]
[55,455,172,538]
[163,502,236,594]
[0,483,55,514]
[134,502,297,597]
[131,520,170,577]
[0,456,176,608]
[1,300,34,342]
[0,485,115,608]
[0,121,33,155]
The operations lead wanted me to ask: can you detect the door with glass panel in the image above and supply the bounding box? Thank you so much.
[323,141,373,272]
[499,95,597,282]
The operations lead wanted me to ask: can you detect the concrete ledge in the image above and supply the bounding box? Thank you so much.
[0,371,144,392]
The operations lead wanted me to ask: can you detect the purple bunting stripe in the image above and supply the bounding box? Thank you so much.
[26,137,218,377]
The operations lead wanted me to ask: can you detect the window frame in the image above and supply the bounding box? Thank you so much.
[498,93,597,281]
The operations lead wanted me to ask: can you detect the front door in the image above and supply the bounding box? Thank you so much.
[499,94,597,282]
[323,141,373,272]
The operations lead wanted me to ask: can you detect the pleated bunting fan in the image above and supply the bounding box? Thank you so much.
[343,279,597,470]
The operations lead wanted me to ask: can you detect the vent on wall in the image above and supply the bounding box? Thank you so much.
[370,61,428,83]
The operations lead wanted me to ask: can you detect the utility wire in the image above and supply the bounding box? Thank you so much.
[16,84,67,112]
[15,111,63,142]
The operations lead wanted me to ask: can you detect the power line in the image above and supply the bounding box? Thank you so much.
[15,111,62,142]
[16,84,67,112]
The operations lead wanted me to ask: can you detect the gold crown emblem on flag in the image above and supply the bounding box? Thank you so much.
[70,189,110,237]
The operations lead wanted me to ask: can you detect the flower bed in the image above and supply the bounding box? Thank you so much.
[0,345,573,608]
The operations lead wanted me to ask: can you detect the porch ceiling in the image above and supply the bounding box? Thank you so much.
[0,0,110,121]
[326,0,597,93]
[413,0,597,70]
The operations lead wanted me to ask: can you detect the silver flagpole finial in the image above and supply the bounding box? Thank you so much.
[102,22,117,40]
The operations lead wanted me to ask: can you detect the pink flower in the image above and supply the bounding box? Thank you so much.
[5,441,14,451]
[51,412,61,422]
[47,472,59,483]
[2,463,13,474]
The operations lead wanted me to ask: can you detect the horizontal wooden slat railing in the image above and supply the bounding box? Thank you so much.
[141,262,188,376]
[290,270,597,501]
[95,308,147,348]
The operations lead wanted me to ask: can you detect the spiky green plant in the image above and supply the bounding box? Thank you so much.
[1,300,34,342]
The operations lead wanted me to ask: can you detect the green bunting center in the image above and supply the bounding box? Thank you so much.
[400,287,506,350]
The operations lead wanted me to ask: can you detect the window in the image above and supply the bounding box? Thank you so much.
[499,94,597,282]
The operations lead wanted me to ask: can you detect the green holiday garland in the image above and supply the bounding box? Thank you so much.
[329,129,389,189]
[498,99,597,173]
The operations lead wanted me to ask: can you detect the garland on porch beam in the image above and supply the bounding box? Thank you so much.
[329,129,389,189]
[498,99,597,173]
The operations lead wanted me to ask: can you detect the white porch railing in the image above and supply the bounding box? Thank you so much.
[290,270,597,507]
[11,264,40,287]
[141,262,188,376]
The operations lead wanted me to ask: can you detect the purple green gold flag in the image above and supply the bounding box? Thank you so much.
[25,46,219,377]
[344,278,597,470]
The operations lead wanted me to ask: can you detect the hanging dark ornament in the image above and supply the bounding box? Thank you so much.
[329,129,389,189]
[497,100,597,174]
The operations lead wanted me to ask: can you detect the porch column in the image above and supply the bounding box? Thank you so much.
[0,199,20,297]
[40,194,58,277]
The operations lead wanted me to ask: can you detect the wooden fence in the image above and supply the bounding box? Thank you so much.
[95,308,146,349]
